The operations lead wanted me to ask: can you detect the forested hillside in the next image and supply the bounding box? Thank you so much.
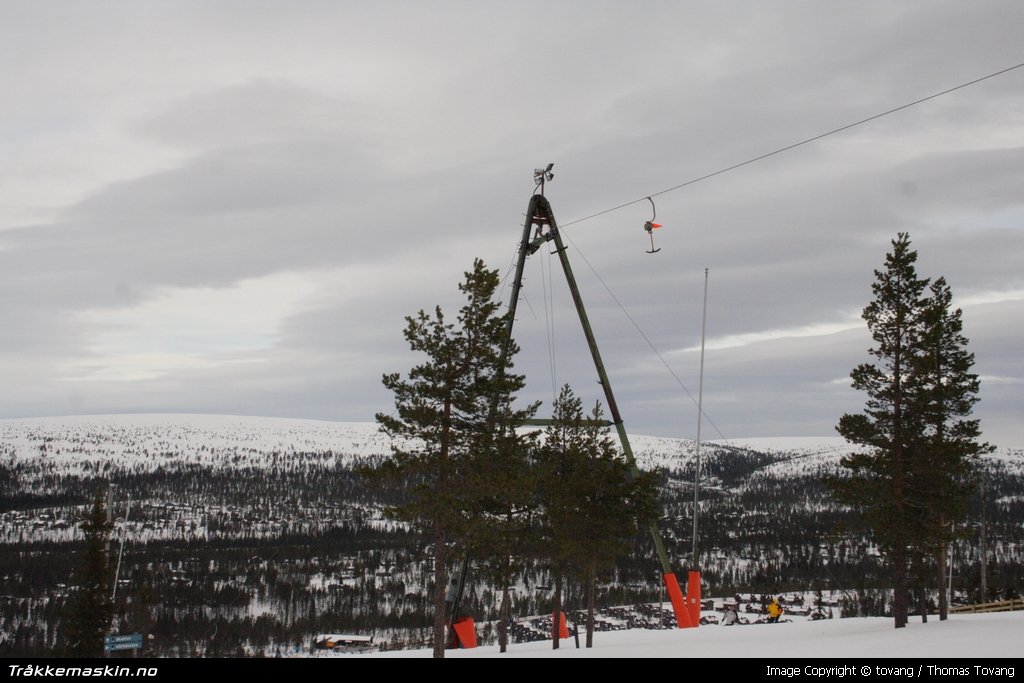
[2,416,1020,656]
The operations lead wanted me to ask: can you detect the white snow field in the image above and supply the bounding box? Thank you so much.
[2,414,1018,476]
[375,611,1024,659]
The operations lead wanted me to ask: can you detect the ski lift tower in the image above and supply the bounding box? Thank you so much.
[502,166,699,629]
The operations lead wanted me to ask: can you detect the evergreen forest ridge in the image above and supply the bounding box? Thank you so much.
[1,414,1021,657]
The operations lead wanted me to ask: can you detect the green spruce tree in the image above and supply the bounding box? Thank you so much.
[536,385,658,648]
[575,401,657,647]
[834,234,989,627]
[911,276,990,619]
[370,259,533,658]
[460,418,539,653]
[62,491,114,656]
[834,233,930,629]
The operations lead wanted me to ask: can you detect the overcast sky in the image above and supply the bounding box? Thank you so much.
[2,1,1022,447]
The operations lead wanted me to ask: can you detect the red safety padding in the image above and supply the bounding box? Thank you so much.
[663,572,693,628]
[687,570,702,628]
[452,617,477,648]
[551,611,570,639]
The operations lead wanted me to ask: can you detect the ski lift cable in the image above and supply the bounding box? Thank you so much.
[560,229,728,442]
[539,244,558,404]
[497,242,520,300]
[546,249,558,404]
[500,240,542,323]
[529,59,1024,439]
[519,290,540,322]
[557,60,1024,231]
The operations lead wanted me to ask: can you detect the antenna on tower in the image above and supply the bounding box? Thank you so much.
[533,163,554,195]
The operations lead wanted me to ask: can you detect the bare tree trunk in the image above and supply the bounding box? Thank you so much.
[910,554,927,623]
[892,361,908,631]
[893,546,908,629]
[433,528,448,658]
[552,574,562,650]
[937,538,948,621]
[586,559,596,648]
[498,583,510,653]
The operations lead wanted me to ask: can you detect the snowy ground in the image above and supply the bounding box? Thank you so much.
[372,612,1024,658]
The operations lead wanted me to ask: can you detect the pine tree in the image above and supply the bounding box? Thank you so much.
[910,276,990,619]
[834,233,930,629]
[62,491,114,656]
[575,402,658,647]
[834,234,989,627]
[460,418,539,653]
[370,259,533,658]
[536,385,658,648]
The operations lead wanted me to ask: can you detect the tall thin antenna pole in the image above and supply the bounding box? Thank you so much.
[980,474,988,602]
[947,523,954,606]
[692,268,709,567]
[112,497,131,601]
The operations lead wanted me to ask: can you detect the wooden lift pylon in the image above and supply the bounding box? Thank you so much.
[504,190,694,629]
[446,183,699,644]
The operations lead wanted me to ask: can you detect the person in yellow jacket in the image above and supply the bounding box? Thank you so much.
[767,597,784,623]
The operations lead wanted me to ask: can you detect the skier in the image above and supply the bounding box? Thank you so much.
[721,605,739,626]
[767,597,784,623]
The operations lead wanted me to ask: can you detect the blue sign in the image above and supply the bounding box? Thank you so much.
[104,634,143,652]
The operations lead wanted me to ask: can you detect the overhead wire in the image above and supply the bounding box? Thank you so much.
[507,60,1024,444]
[497,245,520,299]
[547,250,558,404]
[539,243,558,404]
[544,59,1024,442]
[560,229,729,441]
[558,60,1024,230]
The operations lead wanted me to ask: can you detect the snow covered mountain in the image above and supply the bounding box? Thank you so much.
[11,412,1016,476]
[1,414,1020,657]
[0,414,391,469]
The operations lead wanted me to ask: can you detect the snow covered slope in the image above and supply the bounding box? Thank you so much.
[0,414,851,474]
[3,413,1018,482]
[375,611,1024,659]
[0,414,391,469]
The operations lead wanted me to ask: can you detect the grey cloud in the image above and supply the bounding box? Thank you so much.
[1,1,1020,450]
[132,80,379,151]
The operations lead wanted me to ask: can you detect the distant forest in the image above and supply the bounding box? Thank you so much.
[1,431,1020,657]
